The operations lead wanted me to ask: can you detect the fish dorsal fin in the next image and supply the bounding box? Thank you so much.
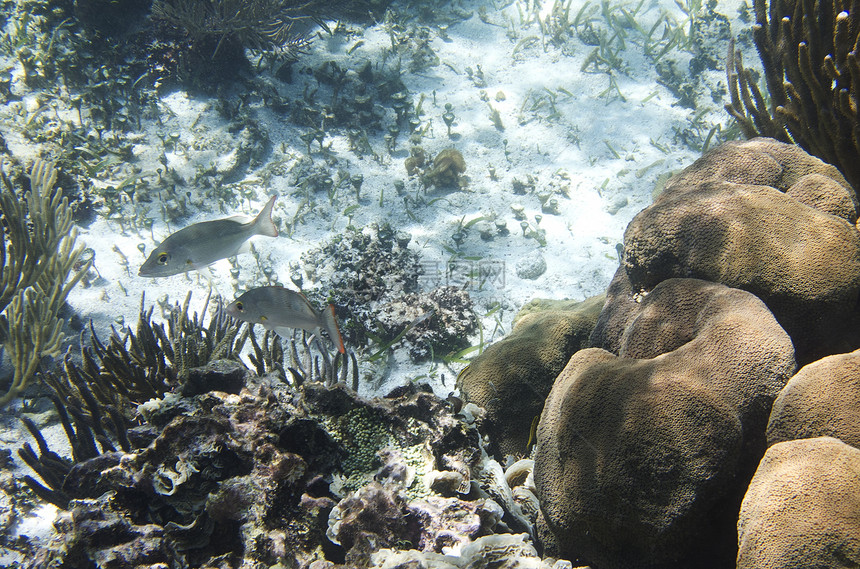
[253,195,279,237]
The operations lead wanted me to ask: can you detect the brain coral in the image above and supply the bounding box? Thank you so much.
[457,294,604,459]
[622,137,860,363]
[767,347,860,449]
[588,266,639,352]
[737,437,860,569]
[663,138,856,207]
[535,278,795,569]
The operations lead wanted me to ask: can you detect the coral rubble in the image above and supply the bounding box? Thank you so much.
[16,359,545,567]
[301,223,478,362]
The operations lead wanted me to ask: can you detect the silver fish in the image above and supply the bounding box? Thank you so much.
[225,286,345,353]
[139,195,278,277]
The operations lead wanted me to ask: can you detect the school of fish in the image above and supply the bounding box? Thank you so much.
[139,195,345,352]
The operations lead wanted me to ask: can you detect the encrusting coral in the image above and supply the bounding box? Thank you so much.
[0,160,90,406]
[725,0,860,190]
[457,294,604,459]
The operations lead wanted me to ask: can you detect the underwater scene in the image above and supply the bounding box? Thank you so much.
[2,0,860,566]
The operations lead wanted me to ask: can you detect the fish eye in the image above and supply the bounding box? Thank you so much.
[235,302,243,312]
[157,253,169,265]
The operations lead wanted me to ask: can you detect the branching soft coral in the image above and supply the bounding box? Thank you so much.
[0,160,89,405]
[725,0,860,189]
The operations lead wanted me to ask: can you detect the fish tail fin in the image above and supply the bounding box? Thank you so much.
[321,304,345,353]
[254,195,279,237]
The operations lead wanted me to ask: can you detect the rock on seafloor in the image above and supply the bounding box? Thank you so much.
[515,250,548,280]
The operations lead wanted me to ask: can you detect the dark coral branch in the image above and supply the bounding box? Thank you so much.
[20,475,69,510]
[727,0,860,189]
[726,40,790,140]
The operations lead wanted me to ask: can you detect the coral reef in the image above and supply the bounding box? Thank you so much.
[725,0,860,189]
[766,348,860,448]
[0,161,90,405]
[534,137,860,567]
[1,2,825,568]
[737,437,860,569]
[457,294,604,459]
[300,223,478,362]
[516,136,860,568]
[16,353,548,567]
[15,291,250,506]
[19,291,360,512]
[536,278,795,569]
[618,137,860,363]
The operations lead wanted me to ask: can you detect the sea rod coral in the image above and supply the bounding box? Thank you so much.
[0,160,89,405]
[725,0,860,189]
